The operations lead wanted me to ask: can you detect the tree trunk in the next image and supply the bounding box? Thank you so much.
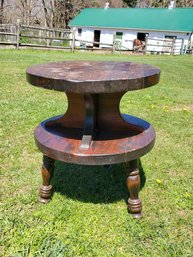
[0,0,5,24]
[42,0,50,27]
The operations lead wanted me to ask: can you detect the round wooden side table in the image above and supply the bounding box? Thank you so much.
[26,61,160,218]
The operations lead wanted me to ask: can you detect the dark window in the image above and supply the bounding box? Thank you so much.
[165,35,177,39]
[137,32,148,41]
[94,30,101,47]
[78,28,82,36]
[116,32,123,40]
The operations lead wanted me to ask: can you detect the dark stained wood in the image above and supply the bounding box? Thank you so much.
[39,155,55,203]
[36,92,155,165]
[26,61,160,218]
[80,94,95,149]
[126,160,142,218]
[45,92,85,128]
[35,112,155,165]
[26,61,160,93]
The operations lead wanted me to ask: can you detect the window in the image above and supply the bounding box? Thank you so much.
[165,35,177,39]
[94,30,101,47]
[78,28,82,37]
[137,32,148,42]
[116,32,123,40]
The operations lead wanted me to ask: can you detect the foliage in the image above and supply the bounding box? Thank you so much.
[0,50,193,257]
[135,0,193,7]
[123,0,138,7]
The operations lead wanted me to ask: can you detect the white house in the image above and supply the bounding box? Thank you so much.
[69,7,193,54]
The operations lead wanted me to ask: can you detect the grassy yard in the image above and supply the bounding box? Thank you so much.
[0,49,193,257]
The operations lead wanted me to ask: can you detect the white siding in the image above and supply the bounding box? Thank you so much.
[97,29,137,49]
[146,31,189,54]
[75,27,94,47]
[100,29,113,47]
[74,28,136,49]
[122,32,136,49]
[73,26,190,54]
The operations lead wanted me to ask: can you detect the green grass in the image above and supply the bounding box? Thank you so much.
[0,49,193,257]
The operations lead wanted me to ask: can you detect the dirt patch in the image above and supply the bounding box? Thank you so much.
[170,104,193,112]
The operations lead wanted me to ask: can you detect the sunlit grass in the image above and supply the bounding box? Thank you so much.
[0,49,193,257]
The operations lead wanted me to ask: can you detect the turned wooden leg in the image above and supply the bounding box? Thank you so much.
[39,155,55,203]
[126,159,142,219]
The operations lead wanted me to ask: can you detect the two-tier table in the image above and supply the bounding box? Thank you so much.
[26,61,160,218]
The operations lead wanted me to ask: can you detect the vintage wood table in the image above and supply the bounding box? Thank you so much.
[26,61,160,218]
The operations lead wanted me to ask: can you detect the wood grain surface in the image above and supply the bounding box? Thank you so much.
[26,61,160,93]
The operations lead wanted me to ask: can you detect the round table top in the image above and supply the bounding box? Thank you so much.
[26,61,160,93]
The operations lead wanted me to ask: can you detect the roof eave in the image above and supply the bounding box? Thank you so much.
[69,24,192,34]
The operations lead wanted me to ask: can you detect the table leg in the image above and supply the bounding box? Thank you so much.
[39,155,55,203]
[126,159,142,219]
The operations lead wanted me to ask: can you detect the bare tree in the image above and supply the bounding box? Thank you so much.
[96,0,124,7]
[2,0,192,27]
[41,0,99,28]
[0,0,5,24]
[135,0,151,7]
[41,0,52,26]
[2,0,42,25]
[14,0,41,25]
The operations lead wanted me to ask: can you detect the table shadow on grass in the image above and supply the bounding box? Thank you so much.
[51,160,146,204]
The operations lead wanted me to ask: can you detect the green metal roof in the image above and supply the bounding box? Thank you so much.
[69,8,193,33]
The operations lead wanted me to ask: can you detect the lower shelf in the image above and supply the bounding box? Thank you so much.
[34,114,156,165]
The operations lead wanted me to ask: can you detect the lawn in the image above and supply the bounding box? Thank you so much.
[0,49,193,257]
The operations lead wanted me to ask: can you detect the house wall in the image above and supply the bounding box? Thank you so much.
[100,29,114,47]
[75,28,94,47]
[74,27,190,54]
[191,34,193,46]
[146,31,189,54]
[100,29,137,49]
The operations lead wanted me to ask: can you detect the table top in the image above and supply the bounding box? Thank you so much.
[26,61,160,93]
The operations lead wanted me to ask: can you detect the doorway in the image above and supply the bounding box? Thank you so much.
[115,32,123,50]
[137,32,148,42]
[94,30,101,47]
